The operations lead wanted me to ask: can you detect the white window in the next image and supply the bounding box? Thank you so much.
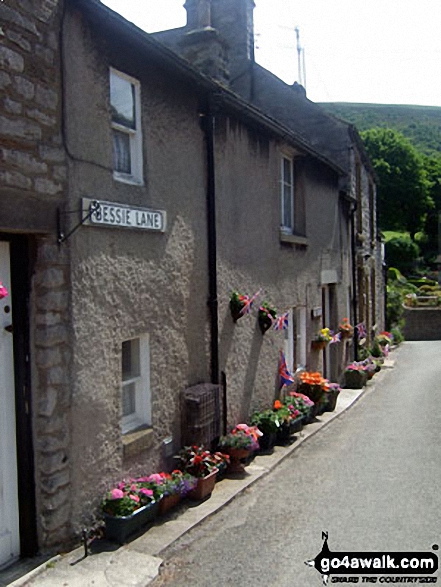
[121,335,151,434]
[110,68,143,185]
[281,155,294,232]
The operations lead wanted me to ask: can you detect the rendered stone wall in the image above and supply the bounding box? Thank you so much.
[215,116,352,425]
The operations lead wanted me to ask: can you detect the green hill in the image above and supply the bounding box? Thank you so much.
[320,103,441,156]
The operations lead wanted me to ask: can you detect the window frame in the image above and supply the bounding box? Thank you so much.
[109,67,143,186]
[280,154,295,233]
[121,334,151,434]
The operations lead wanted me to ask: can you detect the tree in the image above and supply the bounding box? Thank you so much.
[420,153,441,262]
[361,128,432,235]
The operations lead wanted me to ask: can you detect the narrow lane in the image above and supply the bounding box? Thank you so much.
[152,342,441,586]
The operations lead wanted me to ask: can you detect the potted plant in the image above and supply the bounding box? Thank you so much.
[344,362,368,389]
[272,400,295,444]
[229,290,259,322]
[322,382,341,412]
[175,446,223,500]
[298,371,328,404]
[101,479,160,544]
[258,301,277,334]
[288,391,316,424]
[218,427,259,472]
[338,318,354,339]
[141,471,197,515]
[250,408,279,452]
[311,328,333,350]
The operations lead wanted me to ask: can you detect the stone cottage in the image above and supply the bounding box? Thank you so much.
[0,0,381,564]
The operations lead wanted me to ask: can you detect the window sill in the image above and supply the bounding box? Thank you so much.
[122,425,154,460]
[280,231,308,246]
[113,172,144,187]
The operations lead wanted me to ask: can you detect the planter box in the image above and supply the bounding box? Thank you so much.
[104,501,159,544]
[276,423,292,445]
[188,468,218,501]
[344,370,367,389]
[289,416,304,434]
[158,493,181,516]
[258,431,276,453]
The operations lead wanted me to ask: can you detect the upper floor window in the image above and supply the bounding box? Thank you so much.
[110,68,143,185]
[281,155,294,232]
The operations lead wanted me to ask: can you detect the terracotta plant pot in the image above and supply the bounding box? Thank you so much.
[311,340,327,351]
[225,447,251,473]
[188,468,218,501]
[158,493,181,516]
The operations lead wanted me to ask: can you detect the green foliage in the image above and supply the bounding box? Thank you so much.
[391,327,404,344]
[321,103,441,157]
[361,129,432,234]
[383,231,420,274]
[250,409,279,435]
[370,338,382,358]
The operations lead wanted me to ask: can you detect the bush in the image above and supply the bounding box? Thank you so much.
[391,327,404,344]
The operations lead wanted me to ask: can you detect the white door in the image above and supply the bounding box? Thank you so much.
[0,242,20,568]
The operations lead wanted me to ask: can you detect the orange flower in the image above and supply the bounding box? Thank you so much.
[273,400,283,410]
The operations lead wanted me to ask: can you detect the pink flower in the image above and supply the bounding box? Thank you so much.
[129,494,140,503]
[139,488,153,498]
[110,488,124,500]
[146,473,164,484]
[0,283,8,300]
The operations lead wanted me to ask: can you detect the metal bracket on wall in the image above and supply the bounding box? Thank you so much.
[57,200,100,245]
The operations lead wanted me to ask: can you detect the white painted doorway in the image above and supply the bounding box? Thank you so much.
[0,241,20,568]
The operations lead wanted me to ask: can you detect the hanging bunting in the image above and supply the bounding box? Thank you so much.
[273,312,289,331]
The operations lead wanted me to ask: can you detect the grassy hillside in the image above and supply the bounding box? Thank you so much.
[320,103,441,156]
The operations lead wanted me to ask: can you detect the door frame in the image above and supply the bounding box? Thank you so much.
[1,234,38,558]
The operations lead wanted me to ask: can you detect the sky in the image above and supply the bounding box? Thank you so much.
[101,0,441,108]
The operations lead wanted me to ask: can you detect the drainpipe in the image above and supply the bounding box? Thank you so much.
[201,100,219,385]
[350,203,359,360]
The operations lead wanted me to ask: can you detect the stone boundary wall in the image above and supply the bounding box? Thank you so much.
[403,307,441,341]
[1,0,71,552]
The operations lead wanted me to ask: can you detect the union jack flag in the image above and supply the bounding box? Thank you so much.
[273,312,289,331]
[356,322,367,339]
[279,351,295,389]
[329,332,341,344]
[382,343,390,357]
[239,289,261,316]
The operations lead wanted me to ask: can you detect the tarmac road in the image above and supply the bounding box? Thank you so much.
[151,341,441,587]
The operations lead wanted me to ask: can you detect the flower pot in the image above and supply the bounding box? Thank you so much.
[344,370,367,389]
[298,383,324,405]
[188,468,218,501]
[311,340,327,351]
[225,448,251,473]
[289,416,304,434]
[304,403,320,423]
[158,493,181,516]
[339,329,353,340]
[258,431,276,453]
[324,390,340,412]
[276,422,292,445]
[104,500,159,544]
[258,314,273,334]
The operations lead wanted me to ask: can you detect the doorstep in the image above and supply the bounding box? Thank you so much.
[6,360,395,587]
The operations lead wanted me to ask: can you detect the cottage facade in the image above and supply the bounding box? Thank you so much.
[0,0,381,564]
